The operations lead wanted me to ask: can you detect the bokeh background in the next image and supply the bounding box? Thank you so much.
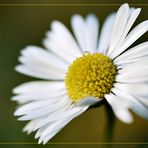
[0,0,148,148]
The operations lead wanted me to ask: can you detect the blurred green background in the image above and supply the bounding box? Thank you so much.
[0,0,148,148]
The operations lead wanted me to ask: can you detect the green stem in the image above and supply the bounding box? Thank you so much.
[104,100,115,142]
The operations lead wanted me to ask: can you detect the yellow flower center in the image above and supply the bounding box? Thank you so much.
[65,53,117,102]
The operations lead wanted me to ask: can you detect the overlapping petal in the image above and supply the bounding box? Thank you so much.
[71,14,99,53]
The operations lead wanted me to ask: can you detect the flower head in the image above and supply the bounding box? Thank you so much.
[65,52,117,101]
[12,3,148,144]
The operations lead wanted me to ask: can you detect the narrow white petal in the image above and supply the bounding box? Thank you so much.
[116,75,148,84]
[16,46,67,80]
[19,104,86,121]
[114,42,148,66]
[86,14,99,52]
[37,106,88,144]
[76,96,100,106]
[43,21,81,63]
[107,3,129,55]
[12,90,66,104]
[23,120,40,134]
[13,81,65,94]
[114,83,148,97]
[118,8,141,46]
[16,64,65,80]
[116,58,148,83]
[15,97,68,117]
[117,65,148,81]
[122,56,148,71]
[105,93,130,109]
[71,15,86,51]
[27,104,73,135]
[41,120,66,144]
[112,88,148,119]
[138,97,148,106]
[31,104,77,130]
[118,58,148,73]
[115,109,133,123]
[12,81,67,103]
[117,75,148,83]
[114,83,148,107]
[26,101,71,121]
[105,93,133,123]
[14,99,57,116]
[111,20,148,58]
[71,14,99,52]
[20,46,68,71]
[98,13,115,54]
[123,66,148,76]
[17,97,70,120]
[110,8,141,56]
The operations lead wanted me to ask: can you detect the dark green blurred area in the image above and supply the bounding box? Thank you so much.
[0,0,148,148]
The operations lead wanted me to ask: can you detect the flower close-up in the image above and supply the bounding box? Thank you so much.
[12,3,148,144]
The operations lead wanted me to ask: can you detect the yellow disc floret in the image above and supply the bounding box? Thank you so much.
[65,53,117,102]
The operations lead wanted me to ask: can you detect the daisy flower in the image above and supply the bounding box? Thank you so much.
[12,3,148,144]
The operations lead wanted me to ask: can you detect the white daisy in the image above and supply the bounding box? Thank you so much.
[12,3,148,144]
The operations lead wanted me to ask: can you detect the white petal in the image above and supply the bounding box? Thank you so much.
[14,100,53,116]
[114,42,148,66]
[16,46,67,80]
[17,99,70,121]
[26,101,71,121]
[98,13,116,54]
[111,20,148,58]
[117,62,148,81]
[76,96,100,106]
[71,14,99,52]
[116,58,148,83]
[23,120,40,134]
[39,120,66,144]
[14,95,69,117]
[117,76,148,83]
[117,8,141,47]
[114,83,148,107]
[23,103,73,135]
[114,109,133,124]
[118,58,148,72]
[116,75,148,84]
[19,103,85,121]
[12,90,66,104]
[86,15,99,52]
[37,106,88,144]
[112,88,148,119]
[43,21,81,63]
[13,81,65,94]
[107,3,129,55]
[114,83,148,97]
[31,104,80,131]
[105,94,133,123]
[138,97,148,106]
[20,46,68,70]
[110,8,141,58]
[12,81,66,103]
[16,64,65,80]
